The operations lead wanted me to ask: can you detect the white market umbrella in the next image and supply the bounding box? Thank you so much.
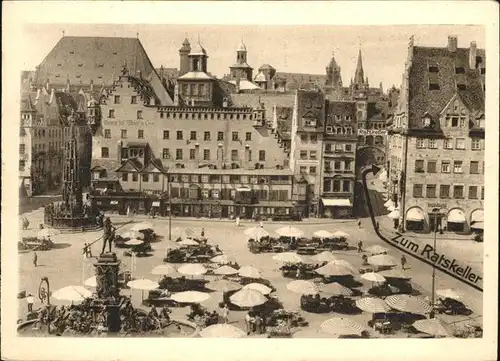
[329,259,356,272]
[312,251,338,263]
[126,238,144,246]
[355,297,392,313]
[383,199,395,208]
[206,279,242,292]
[199,323,246,338]
[244,227,270,239]
[365,245,388,255]
[286,280,319,295]
[178,238,199,247]
[413,318,454,337]
[316,263,353,277]
[242,283,273,295]
[332,230,349,239]
[361,272,386,283]
[378,269,411,280]
[178,264,208,276]
[211,255,231,264]
[313,230,334,238]
[119,230,144,240]
[378,170,388,182]
[127,278,159,291]
[238,266,262,279]
[52,286,92,302]
[275,226,304,238]
[320,317,365,337]
[230,288,268,308]
[214,265,239,276]
[272,252,304,263]
[171,291,211,304]
[387,210,400,220]
[130,222,154,231]
[318,282,353,296]
[151,264,176,276]
[385,295,432,315]
[83,276,97,288]
[436,288,462,300]
[37,228,60,239]
[367,254,397,267]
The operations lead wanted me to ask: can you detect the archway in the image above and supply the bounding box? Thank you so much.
[405,206,425,232]
[446,208,466,233]
[470,208,484,233]
[365,135,374,146]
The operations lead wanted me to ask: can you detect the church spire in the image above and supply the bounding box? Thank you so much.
[354,47,365,85]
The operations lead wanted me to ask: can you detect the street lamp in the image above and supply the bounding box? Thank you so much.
[430,207,443,318]
[168,178,172,242]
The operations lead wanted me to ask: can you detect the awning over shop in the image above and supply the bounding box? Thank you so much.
[447,209,466,223]
[236,187,252,192]
[152,201,160,207]
[471,210,484,229]
[406,207,424,222]
[110,200,119,205]
[321,198,352,207]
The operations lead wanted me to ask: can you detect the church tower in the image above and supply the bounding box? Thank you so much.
[325,51,343,88]
[179,38,191,76]
[354,48,365,87]
[230,41,253,82]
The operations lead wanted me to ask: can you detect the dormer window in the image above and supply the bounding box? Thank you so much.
[113,52,118,55]
[455,66,465,74]
[334,115,341,122]
[429,82,440,90]
[57,63,62,67]
[422,114,432,127]
[78,64,83,67]
[480,68,485,75]
[428,65,439,73]
[457,83,467,91]
[69,51,74,55]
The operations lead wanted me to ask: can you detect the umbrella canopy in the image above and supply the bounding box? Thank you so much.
[320,317,365,337]
[206,279,242,292]
[387,205,396,212]
[316,263,353,277]
[199,323,246,338]
[318,282,354,296]
[413,318,453,337]
[367,254,397,267]
[178,238,199,247]
[361,272,386,283]
[286,280,319,295]
[129,222,154,231]
[313,230,334,238]
[127,279,159,291]
[243,283,273,295]
[275,226,304,238]
[37,228,60,239]
[214,265,239,275]
[385,295,432,315]
[384,199,395,208]
[436,288,462,300]
[238,266,262,279]
[171,291,211,304]
[178,264,208,276]
[126,238,144,246]
[365,245,388,255]
[378,269,411,280]
[272,252,304,263]
[119,230,144,240]
[83,276,97,288]
[151,264,176,276]
[356,297,392,313]
[52,286,92,302]
[210,255,231,264]
[387,210,400,219]
[244,227,270,239]
[229,288,268,308]
[329,259,356,272]
[332,230,349,239]
[312,251,338,263]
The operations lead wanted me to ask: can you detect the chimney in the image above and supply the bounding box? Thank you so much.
[49,88,55,104]
[447,36,458,53]
[469,41,477,69]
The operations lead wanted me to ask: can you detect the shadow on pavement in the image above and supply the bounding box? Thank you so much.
[51,243,72,250]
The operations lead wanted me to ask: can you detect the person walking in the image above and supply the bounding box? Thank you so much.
[357,240,363,253]
[126,205,131,217]
[357,219,362,228]
[222,304,229,324]
[235,216,240,227]
[33,252,38,267]
[83,243,93,258]
[201,228,205,238]
[26,293,35,313]
[401,255,407,270]
[259,220,264,228]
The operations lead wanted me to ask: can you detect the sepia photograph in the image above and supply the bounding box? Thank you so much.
[2,2,498,361]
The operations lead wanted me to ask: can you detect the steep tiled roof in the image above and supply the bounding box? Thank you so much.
[231,93,295,121]
[326,101,356,125]
[276,106,293,137]
[178,71,213,80]
[408,45,485,128]
[21,94,36,112]
[274,72,326,90]
[367,101,389,121]
[259,64,275,71]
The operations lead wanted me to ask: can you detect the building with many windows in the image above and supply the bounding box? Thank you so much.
[388,35,485,234]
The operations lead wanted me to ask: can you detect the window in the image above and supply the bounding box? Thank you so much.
[310,135,318,143]
[300,134,308,142]
[137,110,143,119]
[333,180,341,192]
[121,129,127,139]
[132,173,138,182]
[114,95,120,104]
[300,166,307,174]
[217,132,224,141]
[19,144,25,154]
[345,160,352,170]
[300,150,308,160]
[441,161,450,173]
[470,161,479,174]
[122,173,128,182]
[232,132,239,141]
[471,138,481,150]
[334,161,341,170]
[231,150,239,161]
[259,150,266,161]
[19,160,25,171]
[153,174,160,183]
[428,139,437,149]
[481,187,484,200]
[142,174,149,182]
[453,161,463,173]
[247,149,252,162]
[455,138,465,149]
[129,95,137,104]
[443,139,453,149]
[204,131,211,141]
[176,149,183,160]
[416,138,425,148]
[103,129,111,139]
[203,149,210,160]
[323,180,331,192]
[342,180,350,192]
[245,132,252,141]
[413,184,423,197]
[468,186,478,199]
[428,65,439,73]
[108,109,115,118]
[177,131,183,140]
[426,184,437,198]
[138,130,144,139]
[415,160,424,172]
[440,185,450,198]
[162,148,170,159]
[101,147,109,158]
[451,116,459,127]
[455,66,465,74]
[310,166,316,174]
[453,185,464,198]
[427,161,437,173]
[310,151,317,160]
[345,144,352,152]
[189,131,197,141]
[190,149,196,160]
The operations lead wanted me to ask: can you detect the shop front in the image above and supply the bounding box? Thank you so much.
[320,198,353,219]
[405,207,425,232]
[446,208,466,233]
[470,209,484,233]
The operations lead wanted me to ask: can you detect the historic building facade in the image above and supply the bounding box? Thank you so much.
[388,35,485,234]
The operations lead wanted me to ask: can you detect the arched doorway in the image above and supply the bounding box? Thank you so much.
[470,209,484,233]
[446,208,466,233]
[405,207,425,232]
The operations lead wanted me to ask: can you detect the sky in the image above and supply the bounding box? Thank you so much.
[21,24,484,89]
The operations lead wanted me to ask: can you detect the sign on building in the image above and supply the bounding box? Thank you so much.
[357,129,388,136]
